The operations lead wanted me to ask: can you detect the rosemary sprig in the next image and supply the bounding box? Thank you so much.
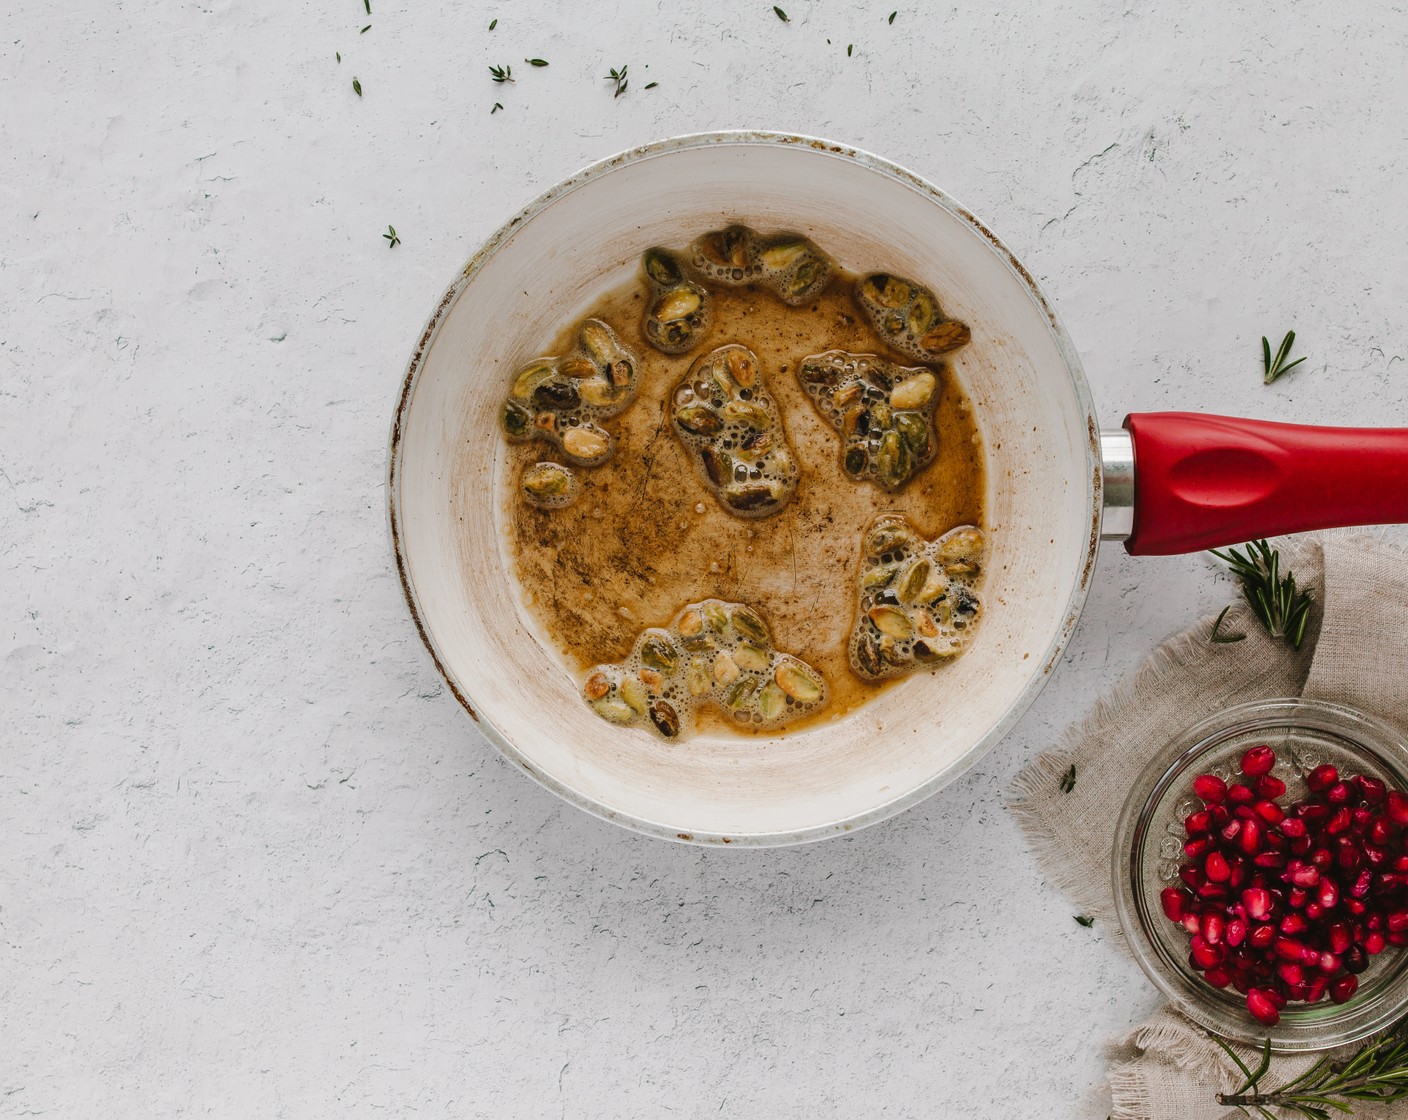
[1214,1026,1408,1118]
[489,63,514,83]
[1209,605,1246,645]
[1263,330,1307,384]
[383,225,400,248]
[1059,764,1076,794]
[606,65,628,97]
[1209,540,1312,650]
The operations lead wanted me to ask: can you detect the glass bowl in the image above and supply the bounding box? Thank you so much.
[1113,697,1408,1050]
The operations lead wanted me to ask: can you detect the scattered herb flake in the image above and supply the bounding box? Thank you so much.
[1059,764,1076,794]
[360,24,370,33]
[383,225,400,248]
[1074,915,1094,928]
[644,81,658,89]
[606,65,628,97]
[491,101,503,114]
[847,43,853,55]
[888,10,897,22]
[336,51,341,62]
[773,5,789,21]
[489,18,497,29]
[363,0,370,12]
[1262,329,1307,384]
[525,58,548,66]
[1209,605,1246,645]
[352,77,362,96]
[489,63,514,83]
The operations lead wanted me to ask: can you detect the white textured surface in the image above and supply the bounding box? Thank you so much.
[4,1,1407,1116]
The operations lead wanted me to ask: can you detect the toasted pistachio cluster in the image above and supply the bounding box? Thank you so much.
[855,273,971,361]
[501,319,640,469]
[672,344,798,518]
[688,224,833,306]
[848,515,985,681]
[641,248,712,355]
[583,599,828,739]
[797,350,939,492]
[519,462,579,509]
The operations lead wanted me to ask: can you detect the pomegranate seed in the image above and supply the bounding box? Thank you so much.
[1374,817,1400,846]
[1328,922,1353,954]
[1256,774,1287,799]
[1199,882,1230,901]
[1308,764,1340,793]
[1253,799,1285,825]
[1277,961,1305,986]
[1220,819,1243,843]
[1228,783,1255,805]
[1183,912,1201,934]
[1185,837,1212,859]
[1249,923,1276,948]
[1358,776,1388,805]
[1202,911,1226,945]
[1206,852,1232,883]
[1318,951,1342,973]
[1327,781,1352,805]
[1305,901,1325,921]
[1242,888,1272,920]
[1319,879,1340,909]
[1367,931,1388,954]
[1352,869,1374,898]
[1247,989,1281,1025]
[1240,746,1276,776]
[1306,975,1329,1002]
[1208,805,1231,828]
[1376,873,1404,896]
[1310,846,1334,871]
[1274,936,1307,961]
[1298,802,1330,826]
[1395,857,1408,873]
[1193,774,1228,803]
[1279,913,1309,936]
[1390,791,1408,826]
[1281,817,1308,839]
[1389,910,1408,933]
[1160,887,1188,921]
[1226,917,1248,947]
[1344,945,1369,973]
[1337,837,1363,870]
[1191,935,1225,968]
[1289,863,1320,888]
[1264,987,1287,1009]
[1369,912,1385,931]
[1185,809,1212,835]
[1347,898,1369,916]
[1289,887,1309,909]
[1254,851,1287,869]
[1391,930,1408,947]
[1330,974,1359,1004]
[1327,808,1354,836]
[1366,845,1390,868]
[1203,966,1232,988]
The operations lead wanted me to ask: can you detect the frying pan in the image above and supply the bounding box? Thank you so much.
[388,131,1408,845]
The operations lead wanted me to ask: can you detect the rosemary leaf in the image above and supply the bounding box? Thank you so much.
[644,81,658,89]
[1074,915,1094,928]
[1059,764,1076,794]
[363,0,370,13]
[352,76,362,96]
[489,18,497,29]
[360,24,370,33]
[336,51,341,62]
[773,5,790,20]
[847,43,853,55]
[1209,605,1246,644]
[888,9,897,22]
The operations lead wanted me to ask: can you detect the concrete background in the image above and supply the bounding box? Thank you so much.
[5,0,1408,1115]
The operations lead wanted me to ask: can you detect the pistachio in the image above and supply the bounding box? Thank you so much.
[579,319,620,366]
[737,430,773,458]
[780,258,827,303]
[725,676,760,710]
[843,447,868,477]
[733,642,770,672]
[532,378,580,411]
[725,348,757,388]
[774,660,823,703]
[861,273,911,309]
[897,559,931,604]
[649,699,681,739]
[699,446,729,487]
[676,404,723,436]
[653,287,702,323]
[939,527,985,561]
[719,400,770,429]
[678,609,703,637]
[592,696,635,723]
[758,238,808,270]
[757,682,787,722]
[560,357,597,379]
[502,401,531,439]
[643,248,682,286]
[907,290,939,335]
[855,631,883,678]
[890,371,936,411]
[712,650,741,685]
[578,378,617,407]
[608,358,633,387]
[521,462,577,508]
[876,430,912,490]
[868,605,914,639]
[945,560,978,575]
[832,382,862,408]
[681,635,715,653]
[619,675,648,715]
[686,656,711,696]
[913,609,939,639]
[919,320,971,353]
[702,602,729,631]
[640,634,679,673]
[533,412,557,433]
[730,606,769,644]
[697,226,753,269]
[583,671,611,701]
[562,424,611,463]
[866,521,916,555]
[870,401,893,430]
[511,362,556,401]
[639,667,663,690]
[842,406,870,438]
[893,411,930,457]
[862,562,900,590]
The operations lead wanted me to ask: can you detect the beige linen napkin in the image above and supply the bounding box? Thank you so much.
[1009,533,1408,1120]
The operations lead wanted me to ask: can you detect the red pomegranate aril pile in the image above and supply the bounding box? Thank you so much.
[1161,746,1408,1027]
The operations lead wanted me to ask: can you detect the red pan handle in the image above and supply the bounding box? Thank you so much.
[1122,412,1408,556]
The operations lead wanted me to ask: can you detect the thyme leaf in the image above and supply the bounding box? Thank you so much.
[352,76,362,96]
[383,225,400,248]
[488,18,497,29]
[525,58,548,67]
[773,5,790,20]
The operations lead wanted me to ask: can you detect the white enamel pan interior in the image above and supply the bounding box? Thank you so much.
[389,132,1101,845]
